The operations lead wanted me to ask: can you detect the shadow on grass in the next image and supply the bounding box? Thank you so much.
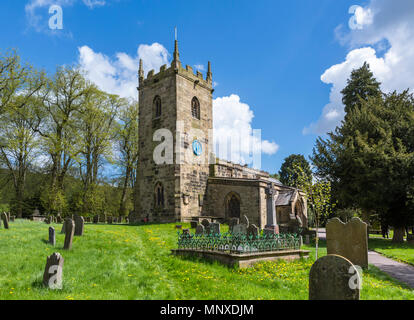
[369,237,414,250]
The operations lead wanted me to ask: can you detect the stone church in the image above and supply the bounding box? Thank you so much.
[134,40,308,230]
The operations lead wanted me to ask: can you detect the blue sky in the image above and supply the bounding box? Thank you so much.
[2,0,413,175]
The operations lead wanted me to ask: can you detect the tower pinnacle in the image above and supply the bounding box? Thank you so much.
[138,59,144,83]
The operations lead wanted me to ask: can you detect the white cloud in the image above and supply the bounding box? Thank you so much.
[194,64,205,72]
[213,94,279,165]
[78,43,169,99]
[305,0,414,135]
[82,0,106,8]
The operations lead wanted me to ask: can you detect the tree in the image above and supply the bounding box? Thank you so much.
[341,62,382,117]
[0,50,46,116]
[293,162,335,259]
[313,89,414,243]
[116,100,139,216]
[312,63,384,213]
[0,98,41,217]
[33,66,89,213]
[77,87,124,214]
[279,154,312,188]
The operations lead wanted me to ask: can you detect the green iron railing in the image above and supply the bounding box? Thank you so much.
[177,232,301,254]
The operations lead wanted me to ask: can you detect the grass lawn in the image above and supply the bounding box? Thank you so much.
[0,219,413,300]
[368,237,414,266]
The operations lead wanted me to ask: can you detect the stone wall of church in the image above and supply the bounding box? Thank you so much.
[135,66,179,222]
[206,178,268,228]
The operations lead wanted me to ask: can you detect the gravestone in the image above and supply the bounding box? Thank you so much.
[263,227,277,237]
[232,223,247,236]
[74,215,84,236]
[49,227,56,246]
[1,212,9,229]
[209,222,220,235]
[63,219,75,250]
[45,216,52,224]
[201,219,210,228]
[56,216,63,224]
[190,221,198,229]
[42,252,64,289]
[195,224,205,235]
[309,254,360,300]
[93,215,99,224]
[326,217,368,268]
[229,218,239,233]
[247,224,259,239]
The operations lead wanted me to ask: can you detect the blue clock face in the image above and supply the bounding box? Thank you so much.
[192,140,202,156]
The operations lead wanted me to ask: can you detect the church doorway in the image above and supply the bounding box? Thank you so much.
[225,192,241,219]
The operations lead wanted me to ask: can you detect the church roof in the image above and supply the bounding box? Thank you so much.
[275,189,298,206]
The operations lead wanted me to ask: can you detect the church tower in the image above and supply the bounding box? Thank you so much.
[135,40,214,222]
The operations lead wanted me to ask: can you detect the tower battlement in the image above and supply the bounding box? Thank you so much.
[139,41,213,91]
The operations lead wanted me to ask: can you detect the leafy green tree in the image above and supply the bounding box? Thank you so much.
[313,88,414,242]
[116,100,139,216]
[293,162,335,259]
[279,154,312,188]
[33,66,90,212]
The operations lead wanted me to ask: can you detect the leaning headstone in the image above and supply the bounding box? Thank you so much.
[247,224,259,240]
[49,227,56,246]
[93,215,99,224]
[195,224,205,235]
[42,252,64,289]
[1,212,9,229]
[201,219,210,228]
[74,215,84,236]
[309,254,360,300]
[326,217,368,268]
[232,223,247,236]
[229,218,239,233]
[63,219,75,250]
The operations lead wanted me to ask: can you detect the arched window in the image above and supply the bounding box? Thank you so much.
[154,96,162,118]
[191,97,200,120]
[154,182,165,208]
[225,192,241,219]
